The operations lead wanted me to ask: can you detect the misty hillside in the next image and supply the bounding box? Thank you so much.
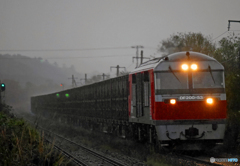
[0,54,83,111]
[0,54,82,87]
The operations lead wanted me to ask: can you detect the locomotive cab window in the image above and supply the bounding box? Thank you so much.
[155,72,188,90]
[193,71,224,89]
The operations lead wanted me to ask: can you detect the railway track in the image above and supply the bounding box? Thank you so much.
[45,130,128,166]
[38,126,228,166]
[46,140,89,166]
[21,115,238,166]
[25,118,141,166]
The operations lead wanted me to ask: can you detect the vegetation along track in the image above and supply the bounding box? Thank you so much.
[25,118,142,166]
[22,115,238,166]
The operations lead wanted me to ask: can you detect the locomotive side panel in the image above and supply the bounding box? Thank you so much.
[129,70,153,124]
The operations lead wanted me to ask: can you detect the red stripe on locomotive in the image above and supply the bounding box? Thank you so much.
[153,100,227,120]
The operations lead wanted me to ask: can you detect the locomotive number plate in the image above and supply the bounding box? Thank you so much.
[179,96,204,100]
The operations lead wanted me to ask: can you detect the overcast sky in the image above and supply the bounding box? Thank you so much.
[0,0,240,77]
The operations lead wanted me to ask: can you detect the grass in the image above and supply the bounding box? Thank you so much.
[21,112,174,166]
[0,104,72,166]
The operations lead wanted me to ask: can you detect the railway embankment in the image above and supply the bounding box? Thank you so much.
[0,104,73,166]
[19,110,240,166]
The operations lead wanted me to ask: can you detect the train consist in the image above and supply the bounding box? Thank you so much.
[31,51,227,149]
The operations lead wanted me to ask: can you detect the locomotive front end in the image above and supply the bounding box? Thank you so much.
[153,52,227,147]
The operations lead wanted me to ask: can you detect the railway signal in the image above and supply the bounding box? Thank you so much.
[1,83,5,91]
[60,83,64,90]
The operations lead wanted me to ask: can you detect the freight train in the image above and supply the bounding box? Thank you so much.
[31,51,227,150]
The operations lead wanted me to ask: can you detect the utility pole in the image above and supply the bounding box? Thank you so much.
[80,73,88,85]
[228,20,240,31]
[68,75,78,88]
[131,45,144,67]
[97,73,110,80]
[228,20,240,69]
[133,50,150,66]
[110,65,126,77]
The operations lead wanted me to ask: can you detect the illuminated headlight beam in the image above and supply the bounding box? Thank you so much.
[191,64,197,70]
[182,64,188,70]
[206,98,213,104]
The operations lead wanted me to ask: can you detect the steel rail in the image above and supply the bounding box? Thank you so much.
[46,130,126,166]
[45,139,89,166]
[26,118,127,166]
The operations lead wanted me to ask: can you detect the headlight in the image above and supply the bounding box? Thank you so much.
[182,64,188,70]
[164,99,177,104]
[206,98,213,104]
[191,64,197,70]
[170,99,176,104]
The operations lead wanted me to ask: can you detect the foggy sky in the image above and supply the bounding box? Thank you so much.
[0,0,240,78]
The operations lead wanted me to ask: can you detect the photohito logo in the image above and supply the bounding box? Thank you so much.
[210,157,215,163]
[210,157,238,163]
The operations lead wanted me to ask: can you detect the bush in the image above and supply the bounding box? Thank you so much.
[0,104,70,166]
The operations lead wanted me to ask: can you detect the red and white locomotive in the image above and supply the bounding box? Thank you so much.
[31,51,227,149]
[129,51,226,148]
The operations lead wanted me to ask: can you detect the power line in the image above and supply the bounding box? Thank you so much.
[211,31,228,41]
[131,45,144,67]
[0,54,134,60]
[0,46,132,52]
[0,46,157,52]
[211,30,240,41]
[110,65,126,77]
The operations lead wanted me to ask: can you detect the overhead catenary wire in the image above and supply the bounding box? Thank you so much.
[0,46,157,52]
[0,46,131,52]
[0,54,134,60]
[211,30,228,41]
[211,30,240,41]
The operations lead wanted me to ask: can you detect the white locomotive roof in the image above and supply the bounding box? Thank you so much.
[130,51,222,74]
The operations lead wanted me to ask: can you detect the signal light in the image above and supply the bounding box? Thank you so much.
[1,83,5,91]
[56,94,60,97]
[181,64,188,70]
[65,94,69,98]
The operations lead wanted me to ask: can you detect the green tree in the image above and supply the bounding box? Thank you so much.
[214,33,240,111]
[158,32,216,56]
[215,33,240,150]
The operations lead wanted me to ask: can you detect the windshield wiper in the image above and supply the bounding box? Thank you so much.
[208,65,215,84]
[169,66,181,83]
